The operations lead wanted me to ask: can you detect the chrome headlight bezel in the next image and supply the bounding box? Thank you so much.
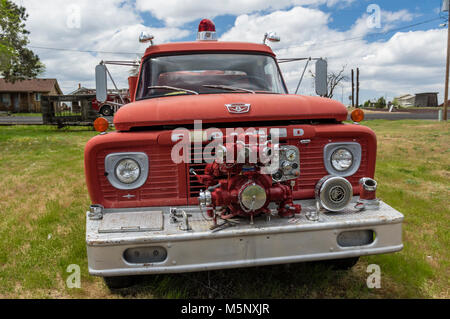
[324,142,361,177]
[105,152,148,190]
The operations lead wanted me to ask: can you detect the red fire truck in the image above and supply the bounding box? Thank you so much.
[85,19,404,289]
[91,93,130,117]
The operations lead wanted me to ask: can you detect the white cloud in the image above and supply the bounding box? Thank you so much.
[220,6,332,45]
[348,9,416,38]
[135,0,355,26]
[220,6,446,103]
[11,1,446,104]
[13,0,189,93]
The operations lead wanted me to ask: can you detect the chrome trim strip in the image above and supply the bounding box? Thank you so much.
[89,245,403,277]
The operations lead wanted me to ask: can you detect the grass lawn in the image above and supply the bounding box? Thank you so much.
[0,121,448,299]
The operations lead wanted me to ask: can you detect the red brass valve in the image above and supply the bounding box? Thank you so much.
[198,172,300,219]
[195,137,301,219]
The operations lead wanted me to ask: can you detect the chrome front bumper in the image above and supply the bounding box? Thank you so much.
[86,197,404,277]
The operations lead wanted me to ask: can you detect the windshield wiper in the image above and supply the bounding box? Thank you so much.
[202,85,255,94]
[148,86,199,95]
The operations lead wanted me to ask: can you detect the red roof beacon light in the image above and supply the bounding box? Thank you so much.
[197,19,217,41]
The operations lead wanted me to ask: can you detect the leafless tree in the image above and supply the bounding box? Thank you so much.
[310,65,348,99]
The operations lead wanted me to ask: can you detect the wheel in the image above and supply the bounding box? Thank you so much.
[103,276,136,290]
[100,105,113,116]
[322,257,360,270]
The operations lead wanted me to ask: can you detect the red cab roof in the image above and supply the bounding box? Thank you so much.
[143,41,276,58]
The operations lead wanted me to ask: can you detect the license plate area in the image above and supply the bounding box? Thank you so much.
[98,211,164,233]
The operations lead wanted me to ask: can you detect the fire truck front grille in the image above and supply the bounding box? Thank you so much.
[187,137,369,199]
[94,137,369,206]
[188,145,215,198]
[97,146,182,204]
[292,137,368,191]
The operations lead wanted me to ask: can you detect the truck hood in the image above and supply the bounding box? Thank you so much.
[113,94,348,131]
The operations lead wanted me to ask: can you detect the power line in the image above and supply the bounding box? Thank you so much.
[28,17,443,56]
[283,17,443,53]
[28,45,141,55]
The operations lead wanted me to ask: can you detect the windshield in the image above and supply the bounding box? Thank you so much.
[136,53,287,99]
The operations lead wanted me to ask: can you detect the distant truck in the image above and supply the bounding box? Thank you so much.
[91,93,130,116]
[85,19,404,289]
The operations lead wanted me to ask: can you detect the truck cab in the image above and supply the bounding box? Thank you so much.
[85,20,403,289]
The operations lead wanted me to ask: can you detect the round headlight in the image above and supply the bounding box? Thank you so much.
[331,148,353,171]
[115,159,141,184]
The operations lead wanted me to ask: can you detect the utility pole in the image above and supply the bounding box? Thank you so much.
[444,5,450,121]
[356,68,360,108]
[351,69,355,108]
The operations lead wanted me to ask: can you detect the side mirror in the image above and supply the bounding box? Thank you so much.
[128,76,138,102]
[95,64,108,103]
[315,59,328,97]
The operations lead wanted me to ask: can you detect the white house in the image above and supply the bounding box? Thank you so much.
[395,94,416,107]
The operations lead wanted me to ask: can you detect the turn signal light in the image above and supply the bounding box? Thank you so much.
[94,117,109,133]
[351,109,365,122]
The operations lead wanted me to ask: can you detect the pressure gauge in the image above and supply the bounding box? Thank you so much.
[286,149,297,161]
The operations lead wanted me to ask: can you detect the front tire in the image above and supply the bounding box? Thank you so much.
[103,276,136,290]
[100,105,113,117]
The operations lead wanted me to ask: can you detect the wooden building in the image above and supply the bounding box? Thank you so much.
[0,78,63,113]
[414,93,438,108]
[395,92,439,108]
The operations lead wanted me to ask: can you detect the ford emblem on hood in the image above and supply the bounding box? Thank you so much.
[226,103,251,114]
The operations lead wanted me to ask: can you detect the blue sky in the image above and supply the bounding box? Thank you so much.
[142,0,446,42]
[325,0,444,35]
[14,0,450,104]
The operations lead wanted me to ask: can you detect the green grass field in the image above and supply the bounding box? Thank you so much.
[0,121,448,299]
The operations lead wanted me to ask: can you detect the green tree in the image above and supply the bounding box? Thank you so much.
[392,98,400,107]
[0,0,44,82]
[375,96,386,109]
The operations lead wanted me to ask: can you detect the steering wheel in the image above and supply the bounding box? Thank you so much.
[234,76,268,90]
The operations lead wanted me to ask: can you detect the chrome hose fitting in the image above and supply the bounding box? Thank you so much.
[355,177,380,210]
[88,204,104,220]
[198,190,212,206]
